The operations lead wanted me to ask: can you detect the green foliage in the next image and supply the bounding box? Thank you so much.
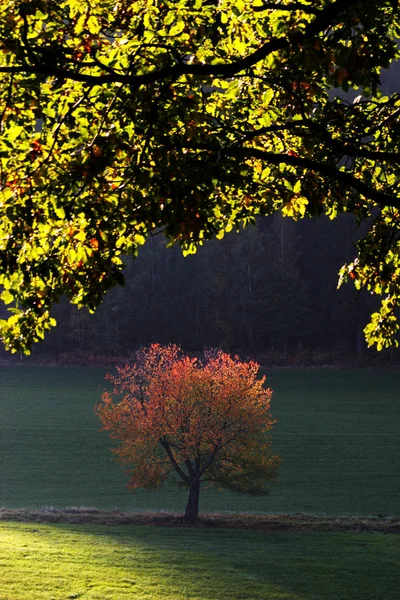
[0,0,399,351]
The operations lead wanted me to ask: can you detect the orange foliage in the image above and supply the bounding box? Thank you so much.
[96,344,280,502]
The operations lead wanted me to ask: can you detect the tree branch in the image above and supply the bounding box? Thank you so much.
[242,120,400,164]
[235,147,399,209]
[182,142,398,208]
[0,0,360,87]
[0,71,14,126]
[159,438,189,483]
[254,2,319,14]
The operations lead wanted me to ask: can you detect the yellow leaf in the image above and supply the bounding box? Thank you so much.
[7,125,24,142]
[74,229,86,242]
[87,15,101,34]
[134,234,146,245]
[169,21,185,36]
[1,290,14,305]
[75,13,86,35]
[293,180,301,194]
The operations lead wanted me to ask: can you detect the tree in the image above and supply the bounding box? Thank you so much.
[95,344,280,524]
[0,0,399,352]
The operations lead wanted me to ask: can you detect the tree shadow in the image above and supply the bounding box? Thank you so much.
[2,520,398,600]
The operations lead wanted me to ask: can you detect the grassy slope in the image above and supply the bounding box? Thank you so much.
[1,521,399,600]
[0,367,399,515]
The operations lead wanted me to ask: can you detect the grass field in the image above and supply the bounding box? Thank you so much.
[1,367,399,600]
[0,366,399,516]
[1,520,399,600]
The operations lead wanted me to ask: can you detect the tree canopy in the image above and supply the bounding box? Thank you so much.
[0,0,399,352]
[96,344,280,523]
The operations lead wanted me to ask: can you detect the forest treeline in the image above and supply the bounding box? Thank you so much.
[3,214,396,365]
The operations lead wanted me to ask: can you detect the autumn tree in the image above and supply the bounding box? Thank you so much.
[0,0,400,352]
[95,344,280,524]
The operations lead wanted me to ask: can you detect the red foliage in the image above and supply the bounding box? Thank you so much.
[96,344,280,521]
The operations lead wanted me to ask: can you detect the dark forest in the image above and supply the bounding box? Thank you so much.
[7,213,393,365]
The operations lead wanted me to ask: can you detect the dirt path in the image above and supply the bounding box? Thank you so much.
[1,508,399,533]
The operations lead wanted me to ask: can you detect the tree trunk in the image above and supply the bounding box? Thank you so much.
[185,480,200,525]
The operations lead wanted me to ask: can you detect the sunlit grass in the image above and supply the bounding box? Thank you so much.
[1,368,399,598]
[1,521,399,600]
[0,367,399,515]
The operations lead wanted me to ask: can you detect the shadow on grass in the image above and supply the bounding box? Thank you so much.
[1,520,399,600]
[80,524,399,600]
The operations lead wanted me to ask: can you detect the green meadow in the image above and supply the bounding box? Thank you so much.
[1,367,399,600]
[0,367,400,515]
[1,521,399,600]
[0,366,399,515]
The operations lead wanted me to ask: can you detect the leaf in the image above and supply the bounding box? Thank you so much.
[87,15,101,35]
[74,230,86,242]
[75,13,87,35]
[0,0,399,355]
[164,12,176,26]
[293,180,301,194]
[169,21,185,36]
[7,126,24,142]
[1,290,14,305]
[54,207,65,219]
[134,233,146,245]
[263,89,274,105]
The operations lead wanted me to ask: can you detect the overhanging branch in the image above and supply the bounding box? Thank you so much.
[236,147,399,209]
[242,121,400,164]
[0,0,361,87]
[183,142,398,209]
[254,2,319,14]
